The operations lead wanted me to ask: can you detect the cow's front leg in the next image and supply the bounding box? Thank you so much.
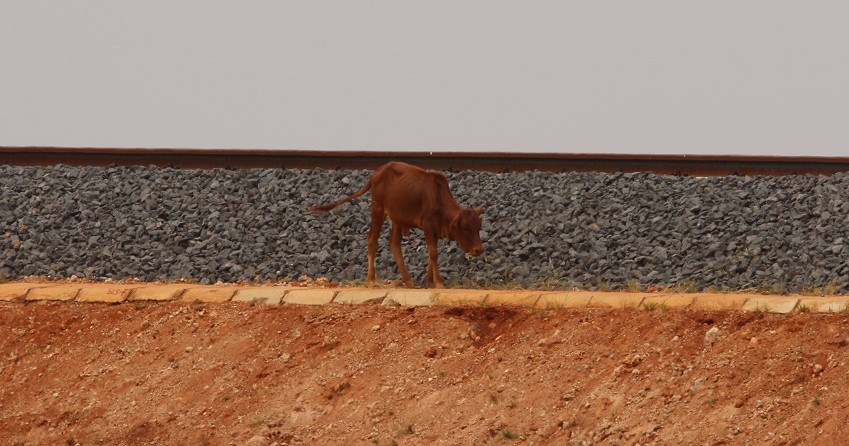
[424,232,444,288]
[389,224,414,287]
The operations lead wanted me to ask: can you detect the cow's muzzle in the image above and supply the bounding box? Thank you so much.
[468,246,484,257]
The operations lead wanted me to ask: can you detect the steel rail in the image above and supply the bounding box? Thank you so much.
[2,146,849,176]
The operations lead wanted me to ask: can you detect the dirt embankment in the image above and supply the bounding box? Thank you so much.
[2,299,849,445]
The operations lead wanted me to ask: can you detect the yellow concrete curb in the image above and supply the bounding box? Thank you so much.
[26,285,81,301]
[742,297,799,314]
[3,282,849,313]
[383,290,434,306]
[797,297,849,313]
[587,293,644,309]
[485,291,541,307]
[76,284,147,303]
[233,288,288,306]
[283,289,337,305]
[130,285,188,301]
[334,289,387,305]
[535,292,593,309]
[432,290,488,306]
[640,294,695,310]
[690,294,750,311]
[182,287,238,303]
[0,283,37,301]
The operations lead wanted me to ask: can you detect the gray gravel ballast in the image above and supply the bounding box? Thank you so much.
[2,164,848,293]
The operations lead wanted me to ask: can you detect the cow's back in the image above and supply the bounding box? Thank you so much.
[370,162,457,229]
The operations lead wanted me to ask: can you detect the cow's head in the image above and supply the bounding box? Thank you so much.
[450,206,484,257]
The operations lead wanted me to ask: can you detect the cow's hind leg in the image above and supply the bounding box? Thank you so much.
[366,209,386,287]
[389,223,414,288]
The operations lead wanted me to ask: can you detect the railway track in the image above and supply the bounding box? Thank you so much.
[2,146,849,176]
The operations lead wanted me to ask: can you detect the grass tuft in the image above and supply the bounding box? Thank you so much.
[642,302,669,312]
[497,428,523,440]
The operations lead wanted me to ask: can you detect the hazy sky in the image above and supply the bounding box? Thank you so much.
[2,1,847,155]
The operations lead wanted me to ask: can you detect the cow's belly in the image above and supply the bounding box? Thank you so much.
[385,211,422,230]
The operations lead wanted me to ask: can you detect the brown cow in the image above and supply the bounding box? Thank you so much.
[308,162,484,288]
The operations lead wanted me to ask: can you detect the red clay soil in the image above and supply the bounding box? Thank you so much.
[2,299,849,446]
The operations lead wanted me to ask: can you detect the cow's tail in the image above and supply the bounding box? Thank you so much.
[306,181,371,216]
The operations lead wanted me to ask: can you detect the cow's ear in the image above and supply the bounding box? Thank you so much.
[474,205,484,216]
[449,215,460,232]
